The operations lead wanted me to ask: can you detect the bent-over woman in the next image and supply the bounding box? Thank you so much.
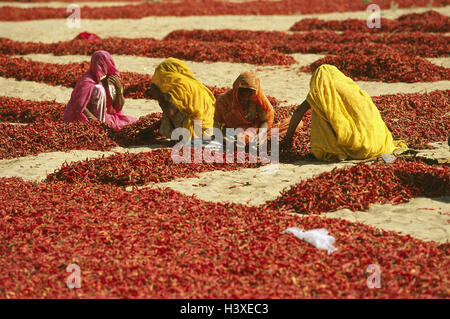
[281,64,406,161]
[146,57,216,140]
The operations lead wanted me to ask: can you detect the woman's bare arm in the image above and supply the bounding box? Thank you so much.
[116,97,125,111]
[281,100,311,148]
[256,103,270,130]
[113,90,125,111]
[159,94,178,119]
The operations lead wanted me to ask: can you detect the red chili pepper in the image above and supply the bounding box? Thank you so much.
[301,51,450,83]
[290,11,450,33]
[45,147,262,186]
[0,0,447,21]
[1,171,449,298]
[0,96,65,123]
[268,160,450,214]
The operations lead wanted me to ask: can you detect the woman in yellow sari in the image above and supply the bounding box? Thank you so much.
[145,57,216,141]
[281,64,406,161]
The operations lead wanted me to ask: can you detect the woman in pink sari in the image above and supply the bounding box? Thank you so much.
[64,50,137,130]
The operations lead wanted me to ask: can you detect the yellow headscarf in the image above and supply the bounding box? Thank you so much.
[151,58,216,138]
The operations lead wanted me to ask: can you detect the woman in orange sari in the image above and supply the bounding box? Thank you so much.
[214,72,274,143]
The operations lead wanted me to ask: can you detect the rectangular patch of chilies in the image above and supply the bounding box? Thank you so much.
[0,177,448,298]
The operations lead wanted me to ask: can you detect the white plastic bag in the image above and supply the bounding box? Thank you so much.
[382,153,397,163]
[282,227,338,255]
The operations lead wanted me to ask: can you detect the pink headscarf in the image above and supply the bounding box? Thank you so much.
[63,50,120,123]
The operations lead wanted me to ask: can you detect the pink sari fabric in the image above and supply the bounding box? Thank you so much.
[63,50,137,130]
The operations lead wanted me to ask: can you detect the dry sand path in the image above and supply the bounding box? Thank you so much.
[2,52,450,116]
[0,6,448,43]
[13,54,450,108]
[0,144,167,182]
[323,197,449,243]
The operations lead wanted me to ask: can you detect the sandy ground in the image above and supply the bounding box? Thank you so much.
[141,142,448,244]
[427,57,450,68]
[3,53,450,111]
[1,7,449,244]
[0,6,449,43]
[416,142,450,161]
[0,144,167,182]
[141,160,359,205]
[13,54,321,104]
[322,197,450,243]
[136,143,449,206]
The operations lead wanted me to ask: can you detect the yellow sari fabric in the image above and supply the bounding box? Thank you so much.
[306,64,407,161]
[151,57,216,138]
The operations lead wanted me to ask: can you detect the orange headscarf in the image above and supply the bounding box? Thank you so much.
[214,72,274,130]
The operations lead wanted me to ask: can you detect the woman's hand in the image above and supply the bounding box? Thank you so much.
[280,135,294,151]
[107,75,123,95]
[83,108,99,122]
[138,119,161,139]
